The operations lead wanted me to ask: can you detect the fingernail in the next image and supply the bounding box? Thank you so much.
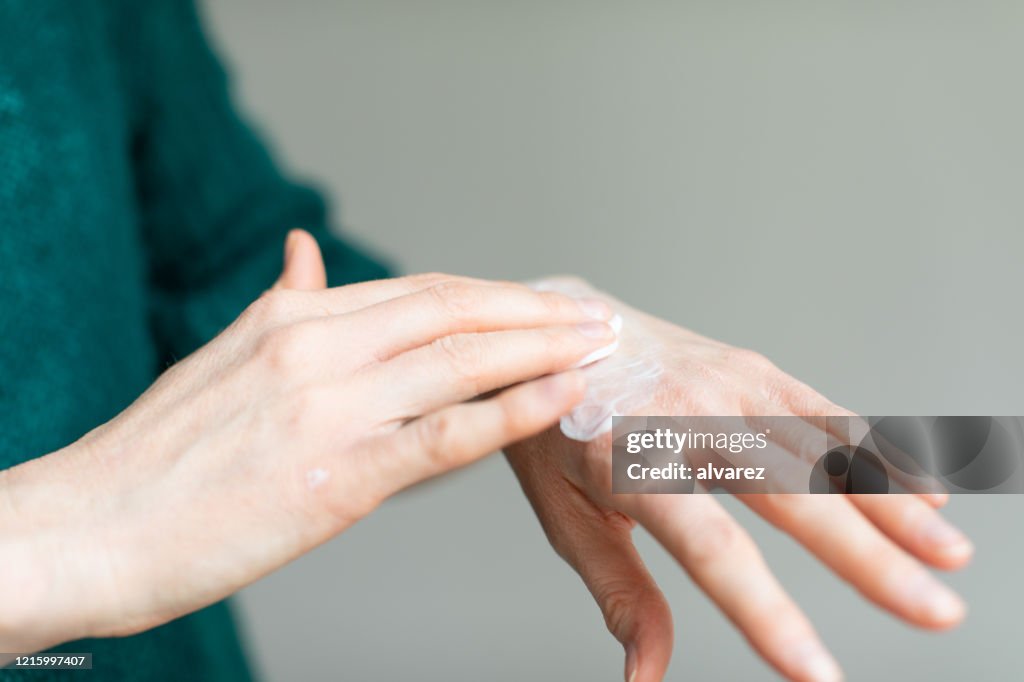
[574,339,619,368]
[577,297,613,320]
[576,321,615,340]
[284,230,298,264]
[787,640,843,682]
[903,570,966,624]
[624,644,638,682]
[921,517,974,558]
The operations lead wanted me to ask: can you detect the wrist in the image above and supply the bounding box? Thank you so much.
[0,468,57,653]
[0,445,110,652]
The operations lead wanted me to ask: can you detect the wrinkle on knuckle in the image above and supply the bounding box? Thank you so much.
[433,334,486,390]
[762,376,794,406]
[537,290,573,317]
[495,393,526,439]
[592,575,662,637]
[603,509,637,533]
[682,513,745,569]
[417,412,458,468]
[428,280,481,319]
[764,372,810,405]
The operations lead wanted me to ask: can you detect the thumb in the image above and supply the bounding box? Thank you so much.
[506,440,675,682]
[272,229,327,291]
[569,519,675,682]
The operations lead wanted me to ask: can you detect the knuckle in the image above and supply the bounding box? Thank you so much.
[411,271,447,282]
[427,280,482,318]
[683,514,745,568]
[494,394,524,439]
[417,413,459,467]
[538,326,570,357]
[246,289,294,326]
[407,272,452,288]
[432,334,486,387]
[493,278,529,291]
[603,509,638,533]
[537,290,574,317]
[763,375,797,405]
[760,492,817,525]
[539,275,591,295]
[593,576,642,635]
[792,429,823,460]
[255,322,319,373]
[725,347,772,370]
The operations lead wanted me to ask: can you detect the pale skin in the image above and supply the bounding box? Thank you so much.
[0,233,971,681]
[507,283,973,682]
[0,230,616,656]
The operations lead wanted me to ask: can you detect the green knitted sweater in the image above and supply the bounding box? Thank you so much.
[0,0,389,678]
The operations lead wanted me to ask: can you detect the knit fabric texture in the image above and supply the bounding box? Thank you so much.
[0,0,389,678]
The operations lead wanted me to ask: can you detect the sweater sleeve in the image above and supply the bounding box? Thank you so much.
[126,0,391,360]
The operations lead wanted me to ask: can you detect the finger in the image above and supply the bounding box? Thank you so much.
[261,273,497,324]
[848,494,973,570]
[272,229,327,291]
[257,276,612,343]
[287,272,495,316]
[372,323,616,419]
[739,493,967,630]
[506,446,673,682]
[369,370,586,496]
[626,495,842,682]
[749,392,947,504]
[343,280,613,362]
[565,522,674,682]
[507,440,675,679]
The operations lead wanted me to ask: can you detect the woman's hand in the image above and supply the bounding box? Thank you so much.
[506,278,973,682]
[0,232,618,654]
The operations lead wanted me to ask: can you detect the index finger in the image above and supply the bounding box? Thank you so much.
[621,494,843,682]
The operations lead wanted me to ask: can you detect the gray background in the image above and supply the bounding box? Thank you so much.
[205,1,1024,679]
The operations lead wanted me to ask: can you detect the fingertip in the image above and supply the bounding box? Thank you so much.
[921,598,968,631]
[898,569,967,630]
[923,491,950,508]
[931,539,974,571]
[790,639,845,682]
[929,588,968,629]
[918,513,974,570]
[283,229,328,290]
[623,609,674,682]
[624,643,637,682]
[285,228,300,256]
